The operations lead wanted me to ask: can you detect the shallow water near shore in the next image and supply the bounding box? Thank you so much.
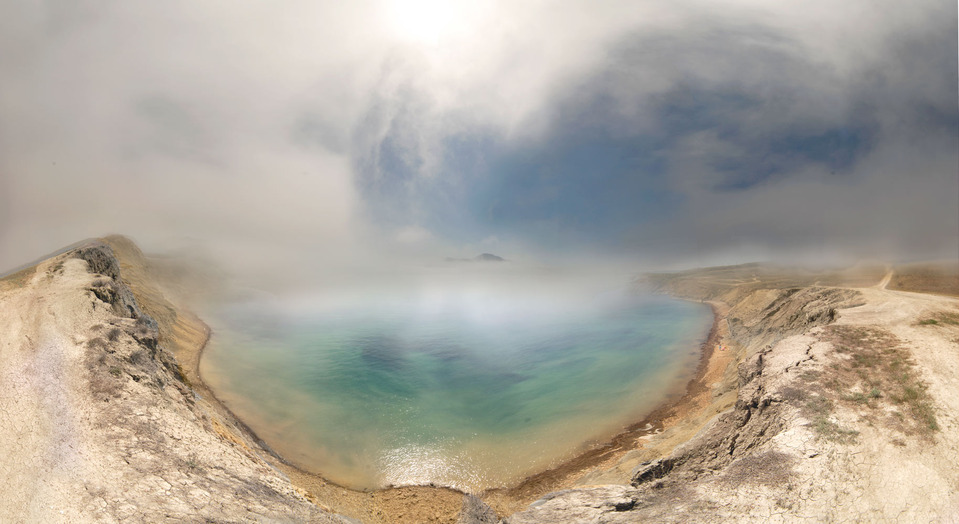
[201,276,711,492]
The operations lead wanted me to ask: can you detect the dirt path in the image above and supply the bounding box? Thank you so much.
[0,259,99,521]
[877,269,893,289]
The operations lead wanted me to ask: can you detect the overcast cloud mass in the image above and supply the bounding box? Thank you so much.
[1,1,956,283]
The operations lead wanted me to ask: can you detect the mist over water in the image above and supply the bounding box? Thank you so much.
[0,0,953,507]
[200,267,711,492]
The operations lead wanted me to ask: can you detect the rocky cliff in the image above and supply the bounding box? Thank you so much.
[499,267,959,522]
[0,240,350,523]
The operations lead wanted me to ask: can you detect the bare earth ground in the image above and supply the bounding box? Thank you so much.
[2,240,957,523]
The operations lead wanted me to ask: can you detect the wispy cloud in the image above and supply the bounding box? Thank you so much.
[0,0,955,282]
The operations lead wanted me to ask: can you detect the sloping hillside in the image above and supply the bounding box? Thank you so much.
[0,241,346,522]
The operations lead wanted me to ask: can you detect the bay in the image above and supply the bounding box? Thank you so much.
[200,277,711,492]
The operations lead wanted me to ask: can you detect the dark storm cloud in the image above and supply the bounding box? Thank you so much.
[354,0,957,263]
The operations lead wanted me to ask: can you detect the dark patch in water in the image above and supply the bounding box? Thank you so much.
[430,343,468,363]
[498,371,529,385]
[358,335,406,371]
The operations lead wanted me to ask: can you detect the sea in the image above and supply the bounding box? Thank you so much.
[199,269,712,493]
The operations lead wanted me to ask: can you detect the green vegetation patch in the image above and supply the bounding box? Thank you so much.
[820,325,939,437]
[721,450,797,487]
[797,393,860,443]
[918,311,959,327]
[811,416,860,443]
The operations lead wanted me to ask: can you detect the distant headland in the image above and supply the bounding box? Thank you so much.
[445,253,506,263]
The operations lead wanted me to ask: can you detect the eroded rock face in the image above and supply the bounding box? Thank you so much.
[504,486,640,524]
[75,243,143,319]
[629,344,786,488]
[622,287,863,490]
[630,458,674,486]
[74,244,123,280]
[458,494,500,524]
[725,286,862,348]
[0,244,350,523]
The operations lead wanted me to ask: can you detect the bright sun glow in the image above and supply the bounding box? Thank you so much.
[386,0,475,46]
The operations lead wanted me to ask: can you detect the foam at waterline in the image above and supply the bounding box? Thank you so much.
[379,442,486,491]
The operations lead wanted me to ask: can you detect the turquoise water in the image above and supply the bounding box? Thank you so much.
[201,281,711,492]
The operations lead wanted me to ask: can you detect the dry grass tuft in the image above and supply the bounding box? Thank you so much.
[821,325,939,436]
[0,265,37,291]
[799,393,859,444]
[721,450,797,486]
[107,328,123,342]
[917,311,959,327]
[888,263,959,296]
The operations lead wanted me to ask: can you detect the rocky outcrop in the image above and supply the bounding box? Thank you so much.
[631,287,863,485]
[76,242,192,394]
[627,346,785,488]
[619,286,862,487]
[504,486,639,524]
[75,243,144,319]
[725,286,863,349]
[459,494,500,524]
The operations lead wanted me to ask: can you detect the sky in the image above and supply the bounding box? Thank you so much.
[1,0,957,283]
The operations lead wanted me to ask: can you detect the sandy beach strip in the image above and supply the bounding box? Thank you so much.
[481,301,734,514]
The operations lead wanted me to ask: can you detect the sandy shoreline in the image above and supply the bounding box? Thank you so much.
[483,301,727,506]
[179,292,731,518]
